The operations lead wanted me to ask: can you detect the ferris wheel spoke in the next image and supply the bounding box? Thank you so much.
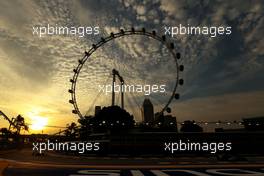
[84,75,111,116]
[69,28,182,119]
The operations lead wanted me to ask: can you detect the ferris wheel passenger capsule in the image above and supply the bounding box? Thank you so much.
[174,93,180,99]
[170,43,174,49]
[72,110,78,114]
[166,107,171,113]
[162,35,166,41]
[176,53,181,59]
[179,79,184,85]
[179,65,184,71]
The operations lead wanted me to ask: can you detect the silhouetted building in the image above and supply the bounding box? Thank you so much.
[243,116,264,131]
[180,120,203,132]
[164,115,177,127]
[94,106,101,116]
[141,98,154,123]
[91,106,134,132]
[155,114,178,131]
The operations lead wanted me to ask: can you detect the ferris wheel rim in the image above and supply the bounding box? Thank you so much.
[68,28,182,119]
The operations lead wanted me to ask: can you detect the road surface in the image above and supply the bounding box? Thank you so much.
[1,149,264,176]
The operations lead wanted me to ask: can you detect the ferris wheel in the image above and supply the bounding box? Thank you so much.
[68,27,184,119]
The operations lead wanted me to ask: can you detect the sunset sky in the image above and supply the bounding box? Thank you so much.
[0,0,263,133]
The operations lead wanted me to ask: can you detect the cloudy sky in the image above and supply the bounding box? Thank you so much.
[0,0,263,133]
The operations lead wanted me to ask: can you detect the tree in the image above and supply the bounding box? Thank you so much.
[65,122,78,140]
[11,115,29,135]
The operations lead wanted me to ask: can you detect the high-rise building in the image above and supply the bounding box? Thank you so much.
[141,98,154,123]
[94,106,101,116]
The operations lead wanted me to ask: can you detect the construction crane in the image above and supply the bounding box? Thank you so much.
[0,110,28,134]
[0,110,17,130]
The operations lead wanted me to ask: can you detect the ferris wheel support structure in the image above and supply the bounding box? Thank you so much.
[68,28,184,119]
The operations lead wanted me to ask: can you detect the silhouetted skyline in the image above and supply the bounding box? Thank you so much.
[0,1,263,134]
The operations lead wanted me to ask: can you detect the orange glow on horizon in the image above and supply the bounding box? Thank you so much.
[26,109,48,132]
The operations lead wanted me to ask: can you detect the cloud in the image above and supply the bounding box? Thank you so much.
[0,0,263,131]
[172,90,264,122]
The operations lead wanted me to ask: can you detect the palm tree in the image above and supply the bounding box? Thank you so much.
[65,122,78,140]
[11,115,29,135]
